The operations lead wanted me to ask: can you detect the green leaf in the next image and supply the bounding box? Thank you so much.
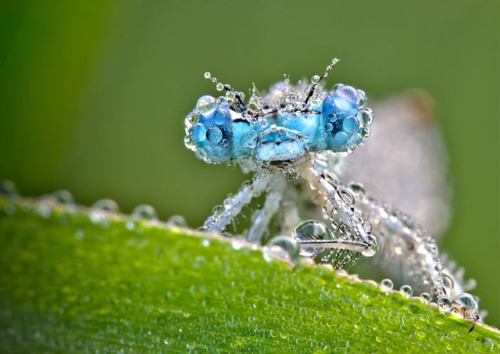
[0,198,498,352]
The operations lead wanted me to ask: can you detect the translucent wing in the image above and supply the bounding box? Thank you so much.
[342,90,451,237]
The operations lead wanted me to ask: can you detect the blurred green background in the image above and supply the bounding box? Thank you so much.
[0,0,498,326]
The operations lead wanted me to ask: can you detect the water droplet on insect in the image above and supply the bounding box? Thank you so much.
[442,274,454,292]
[207,127,223,144]
[267,235,300,263]
[349,182,365,197]
[454,293,478,311]
[293,220,333,250]
[132,205,158,220]
[204,72,211,79]
[361,238,377,257]
[399,285,413,296]
[196,95,217,114]
[212,205,224,215]
[216,83,224,91]
[166,215,187,228]
[311,75,320,84]
[53,190,74,204]
[474,337,493,352]
[380,279,394,290]
[357,90,367,107]
[360,108,374,127]
[339,189,355,205]
[437,296,452,311]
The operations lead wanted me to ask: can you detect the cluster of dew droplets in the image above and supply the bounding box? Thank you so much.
[375,276,482,326]
[0,180,191,236]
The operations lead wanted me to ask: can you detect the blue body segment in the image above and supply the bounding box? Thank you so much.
[187,85,365,163]
[232,120,252,158]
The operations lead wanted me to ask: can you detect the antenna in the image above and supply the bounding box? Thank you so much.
[304,58,340,105]
[203,72,247,109]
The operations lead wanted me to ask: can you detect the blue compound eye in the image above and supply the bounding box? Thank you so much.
[188,98,233,163]
[321,84,366,152]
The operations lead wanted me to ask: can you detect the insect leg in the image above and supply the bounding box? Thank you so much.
[279,183,302,236]
[201,173,270,233]
[246,173,286,244]
[297,154,376,269]
[353,193,447,298]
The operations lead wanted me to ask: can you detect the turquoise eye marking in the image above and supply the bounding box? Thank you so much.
[184,59,374,165]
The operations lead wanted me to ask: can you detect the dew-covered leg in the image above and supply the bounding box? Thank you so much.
[352,189,481,322]
[202,173,270,233]
[246,174,286,243]
[352,192,454,298]
[296,153,377,269]
[279,183,302,236]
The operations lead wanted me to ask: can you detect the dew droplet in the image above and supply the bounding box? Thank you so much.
[454,293,478,311]
[196,95,217,114]
[293,220,334,257]
[357,90,367,107]
[267,235,300,263]
[415,330,426,339]
[207,127,223,144]
[361,238,377,257]
[311,75,320,84]
[216,83,224,91]
[419,292,432,302]
[380,279,394,290]
[201,239,210,247]
[339,189,355,205]
[166,215,187,228]
[75,228,85,240]
[362,306,376,319]
[359,108,374,127]
[90,199,119,226]
[204,72,211,79]
[474,337,493,352]
[36,195,57,218]
[399,285,413,296]
[437,296,452,311]
[53,190,74,204]
[349,182,365,197]
[131,205,158,220]
[0,180,18,198]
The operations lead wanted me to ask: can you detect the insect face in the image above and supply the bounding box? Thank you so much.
[184,62,374,167]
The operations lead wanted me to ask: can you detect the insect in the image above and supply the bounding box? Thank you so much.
[184,58,483,325]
